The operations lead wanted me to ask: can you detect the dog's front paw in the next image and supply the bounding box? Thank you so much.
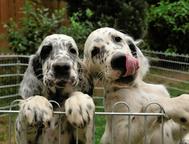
[19,95,53,127]
[65,91,95,128]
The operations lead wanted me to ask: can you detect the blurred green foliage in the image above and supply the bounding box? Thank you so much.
[67,0,148,39]
[146,0,189,54]
[4,1,65,54]
[60,12,95,55]
[4,0,189,55]
[68,0,189,54]
[4,1,95,55]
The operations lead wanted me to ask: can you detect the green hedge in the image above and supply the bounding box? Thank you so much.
[4,1,65,54]
[146,0,189,54]
[67,0,148,39]
[4,0,189,55]
[4,1,94,55]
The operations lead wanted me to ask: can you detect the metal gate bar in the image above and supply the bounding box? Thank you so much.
[0,106,165,144]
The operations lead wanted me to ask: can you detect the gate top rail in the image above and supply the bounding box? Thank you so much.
[0,55,30,58]
[0,109,166,116]
[142,50,189,58]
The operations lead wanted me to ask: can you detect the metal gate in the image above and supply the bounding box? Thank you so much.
[0,101,166,144]
[0,52,188,144]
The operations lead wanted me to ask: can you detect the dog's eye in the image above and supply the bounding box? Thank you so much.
[91,46,100,57]
[68,43,77,55]
[69,48,77,55]
[40,45,52,59]
[112,36,122,43]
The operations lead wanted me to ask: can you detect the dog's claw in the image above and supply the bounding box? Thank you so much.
[19,96,53,127]
[65,92,95,128]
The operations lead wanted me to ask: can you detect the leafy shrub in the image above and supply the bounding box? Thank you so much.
[4,1,65,54]
[67,0,148,39]
[4,1,94,55]
[146,0,189,54]
[60,12,94,56]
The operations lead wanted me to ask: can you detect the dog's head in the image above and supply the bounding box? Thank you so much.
[84,27,149,87]
[32,34,80,89]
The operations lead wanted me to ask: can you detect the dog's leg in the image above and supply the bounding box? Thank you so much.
[150,120,189,144]
[85,118,94,144]
[65,91,95,144]
[162,94,189,127]
[16,96,53,144]
[15,116,28,144]
[147,94,189,128]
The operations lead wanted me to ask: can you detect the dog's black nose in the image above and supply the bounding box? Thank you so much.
[111,53,126,75]
[53,62,70,77]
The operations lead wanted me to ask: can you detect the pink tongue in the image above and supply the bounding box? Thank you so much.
[124,54,139,76]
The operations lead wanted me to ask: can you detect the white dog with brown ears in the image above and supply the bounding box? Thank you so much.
[84,27,189,144]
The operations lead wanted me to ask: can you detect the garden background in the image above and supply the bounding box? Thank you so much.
[0,0,189,55]
[0,0,189,143]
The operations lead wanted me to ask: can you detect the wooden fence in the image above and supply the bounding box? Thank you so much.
[0,0,24,34]
[0,0,67,52]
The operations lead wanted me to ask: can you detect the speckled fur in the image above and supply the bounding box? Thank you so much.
[16,34,95,144]
[84,27,189,144]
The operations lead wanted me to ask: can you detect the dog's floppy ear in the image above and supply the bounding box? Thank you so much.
[32,44,52,79]
[124,34,149,80]
[19,44,53,99]
[19,55,43,99]
[32,54,43,80]
[77,61,94,96]
[134,40,150,80]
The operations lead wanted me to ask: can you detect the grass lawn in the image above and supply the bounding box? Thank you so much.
[145,68,189,97]
[0,115,17,144]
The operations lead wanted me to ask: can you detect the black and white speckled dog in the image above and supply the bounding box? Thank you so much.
[84,27,189,144]
[16,34,95,144]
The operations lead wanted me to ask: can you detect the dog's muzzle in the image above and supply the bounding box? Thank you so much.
[51,62,77,87]
[111,53,139,84]
[53,62,71,78]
